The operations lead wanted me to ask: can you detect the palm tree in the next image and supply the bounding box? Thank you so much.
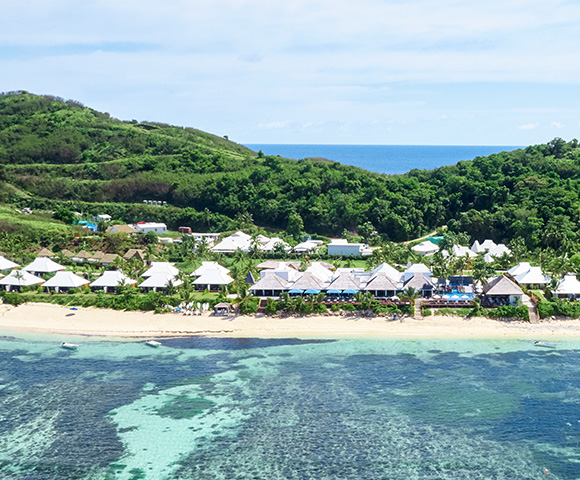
[399,287,420,304]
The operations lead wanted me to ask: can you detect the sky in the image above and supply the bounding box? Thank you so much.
[2,0,580,145]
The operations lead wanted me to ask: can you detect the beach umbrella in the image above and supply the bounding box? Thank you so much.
[326,289,342,294]
[342,289,358,294]
[288,289,303,294]
[304,289,321,294]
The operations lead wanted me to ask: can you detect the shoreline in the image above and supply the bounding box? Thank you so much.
[2,302,580,340]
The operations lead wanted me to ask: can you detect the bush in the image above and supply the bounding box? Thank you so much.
[422,308,432,316]
[264,298,277,315]
[341,303,356,311]
[330,304,340,312]
[239,300,258,315]
[487,305,529,321]
[313,303,327,314]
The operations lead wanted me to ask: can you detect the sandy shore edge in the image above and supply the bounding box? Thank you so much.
[1,302,580,340]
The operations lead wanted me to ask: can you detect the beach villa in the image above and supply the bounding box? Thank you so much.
[481,275,523,306]
[42,271,89,293]
[90,271,137,293]
[552,274,580,300]
[0,270,44,292]
[134,222,167,234]
[22,257,66,277]
[327,239,372,256]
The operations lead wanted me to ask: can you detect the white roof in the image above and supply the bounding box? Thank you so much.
[142,262,179,277]
[260,263,300,282]
[43,271,88,288]
[0,256,19,270]
[191,261,230,277]
[371,263,402,283]
[22,257,65,273]
[231,231,252,241]
[554,274,580,295]
[135,222,166,230]
[411,241,439,254]
[507,262,531,276]
[405,263,432,275]
[305,262,334,282]
[452,245,476,258]
[193,270,234,286]
[0,270,44,287]
[472,239,497,253]
[294,241,321,253]
[514,267,549,286]
[483,244,511,263]
[212,236,249,253]
[139,273,183,289]
[90,271,137,288]
[260,238,291,252]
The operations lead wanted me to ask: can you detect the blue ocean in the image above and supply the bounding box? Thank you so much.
[1,333,579,479]
[245,144,522,175]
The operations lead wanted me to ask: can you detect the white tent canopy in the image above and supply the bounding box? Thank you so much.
[139,273,183,289]
[90,271,137,288]
[23,257,65,274]
[411,240,439,255]
[0,270,44,288]
[43,271,88,289]
[191,261,230,278]
[0,256,19,271]
[142,262,179,278]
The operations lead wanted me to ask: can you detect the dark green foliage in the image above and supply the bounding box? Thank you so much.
[3,93,580,247]
[486,305,529,321]
[537,299,580,319]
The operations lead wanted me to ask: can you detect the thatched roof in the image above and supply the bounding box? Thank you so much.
[482,275,523,296]
[256,260,301,270]
[37,248,54,258]
[403,273,434,291]
[250,272,288,291]
[123,249,146,261]
[327,272,360,291]
[100,253,120,264]
[289,272,326,291]
[364,272,399,291]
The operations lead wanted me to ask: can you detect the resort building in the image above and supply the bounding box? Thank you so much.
[327,239,371,256]
[508,263,550,289]
[43,271,89,293]
[106,225,138,236]
[249,272,289,297]
[193,269,234,291]
[123,249,146,262]
[191,262,230,278]
[142,262,179,278]
[411,240,439,256]
[90,271,137,293]
[552,274,580,300]
[139,273,183,293]
[363,272,399,298]
[481,275,524,306]
[37,248,55,258]
[403,273,435,297]
[0,270,44,292]
[93,214,112,223]
[403,263,432,282]
[293,240,323,254]
[134,222,167,234]
[22,257,66,276]
[0,256,19,271]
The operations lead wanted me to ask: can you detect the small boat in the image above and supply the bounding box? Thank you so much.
[60,342,79,350]
[534,341,558,348]
[145,340,162,348]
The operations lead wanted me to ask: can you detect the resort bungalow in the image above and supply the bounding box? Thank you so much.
[402,273,435,298]
[106,225,138,236]
[214,302,234,315]
[293,240,323,254]
[37,248,55,258]
[142,262,179,278]
[190,262,230,278]
[552,274,580,300]
[93,214,112,223]
[43,271,89,293]
[193,269,234,292]
[0,255,19,271]
[327,239,370,256]
[212,231,252,253]
[0,270,44,292]
[325,272,361,298]
[138,273,183,293]
[287,272,326,295]
[100,253,120,266]
[89,271,137,293]
[134,222,167,234]
[508,263,550,289]
[411,240,439,256]
[250,272,288,297]
[123,249,146,262]
[22,257,66,277]
[403,263,432,282]
[481,275,524,306]
[71,250,93,263]
[363,272,399,298]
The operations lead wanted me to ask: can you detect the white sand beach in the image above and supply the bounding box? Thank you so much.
[1,302,580,339]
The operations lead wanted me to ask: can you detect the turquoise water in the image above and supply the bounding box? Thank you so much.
[244,144,522,175]
[0,334,579,479]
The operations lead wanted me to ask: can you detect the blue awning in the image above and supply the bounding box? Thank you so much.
[304,289,321,294]
[326,289,342,294]
[288,289,304,294]
[342,289,358,294]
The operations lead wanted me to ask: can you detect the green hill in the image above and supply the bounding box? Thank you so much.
[1,91,580,251]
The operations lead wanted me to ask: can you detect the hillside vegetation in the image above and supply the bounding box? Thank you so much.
[1,91,580,251]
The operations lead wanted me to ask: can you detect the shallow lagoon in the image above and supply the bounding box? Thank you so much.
[0,334,578,479]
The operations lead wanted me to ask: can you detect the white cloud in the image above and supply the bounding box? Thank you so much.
[258,121,292,129]
[551,122,565,128]
[519,123,539,130]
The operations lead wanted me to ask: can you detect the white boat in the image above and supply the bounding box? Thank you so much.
[60,342,79,350]
[534,341,558,348]
[145,340,162,348]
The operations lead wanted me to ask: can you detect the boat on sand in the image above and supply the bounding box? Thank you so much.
[60,342,79,350]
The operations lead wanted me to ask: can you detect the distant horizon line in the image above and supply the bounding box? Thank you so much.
[243,143,524,147]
